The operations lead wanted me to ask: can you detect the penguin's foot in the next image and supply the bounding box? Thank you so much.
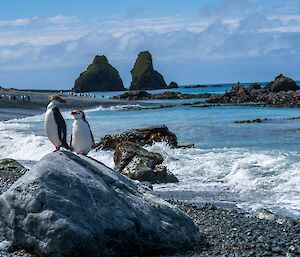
[53,146,61,152]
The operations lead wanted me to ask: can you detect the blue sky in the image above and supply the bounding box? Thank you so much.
[0,0,300,89]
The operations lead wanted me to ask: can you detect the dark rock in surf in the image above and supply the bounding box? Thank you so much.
[96,125,179,150]
[74,55,125,92]
[114,141,178,184]
[130,51,168,90]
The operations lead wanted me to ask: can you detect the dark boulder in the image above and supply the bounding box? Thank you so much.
[233,118,263,124]
[113,90,152,100]
[168,82,179,88]
[265,74,299,92]
[74,55,125,92]
[97,125,178,150]
[184,85,208,89]
[0,151,198,256]
[114,142,178,184]
[130,51,167,90]
[113,91,211,100]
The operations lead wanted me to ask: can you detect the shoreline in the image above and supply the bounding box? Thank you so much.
[0,90,158,121]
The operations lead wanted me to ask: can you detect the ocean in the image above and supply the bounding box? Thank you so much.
[0,83,299,219]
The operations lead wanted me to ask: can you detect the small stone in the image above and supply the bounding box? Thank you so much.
[288,245,296,253]
[272,246,282,253]
[0,240,12,252]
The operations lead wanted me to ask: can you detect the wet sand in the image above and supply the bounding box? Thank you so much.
[0,90,153,121]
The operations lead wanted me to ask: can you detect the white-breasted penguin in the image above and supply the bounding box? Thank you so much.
[70,109,95,155]
[44,95,69,151]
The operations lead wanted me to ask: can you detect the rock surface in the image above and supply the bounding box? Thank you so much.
[0,151,200,257]
[0,159,27,194]
[265,74,299,92]
[114,142,178,184]
[97,125,179,150]
[113,90,211,100]
[74,55,125,92]
[130,51,167,90]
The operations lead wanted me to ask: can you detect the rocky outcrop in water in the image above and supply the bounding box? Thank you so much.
[74,55,125,93]
[0,151,200,257]
[168,82,179,88]
[233,118,264,124]
[264,74,299,92]
[184,85,208,89]
[96,126,180,184]
[130,51,167,90]
[113,90,211,100]
[205,75,300,107]
[114,141,178,184]
[97,125,179,150]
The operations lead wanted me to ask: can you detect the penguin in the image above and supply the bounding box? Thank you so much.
[70,109,95,155]
[45,95,69,151]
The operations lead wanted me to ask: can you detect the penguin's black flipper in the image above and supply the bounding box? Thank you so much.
[53,107,69,149]
[87,122,95,148]
[82,113,95,148]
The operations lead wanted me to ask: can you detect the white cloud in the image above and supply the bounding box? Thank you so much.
[0,1,300,88]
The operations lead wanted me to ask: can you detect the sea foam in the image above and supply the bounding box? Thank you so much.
[0,112,299,218]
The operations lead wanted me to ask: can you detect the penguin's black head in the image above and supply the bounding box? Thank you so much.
[71,109,86,121]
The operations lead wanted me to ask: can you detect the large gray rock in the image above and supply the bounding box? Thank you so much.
[0,151,200,257]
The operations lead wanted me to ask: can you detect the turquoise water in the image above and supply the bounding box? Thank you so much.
[93,83,233,98]
[0,84,300,218]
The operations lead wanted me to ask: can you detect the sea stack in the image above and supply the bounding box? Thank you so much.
[74,55,125,93]
[130,51,168,90]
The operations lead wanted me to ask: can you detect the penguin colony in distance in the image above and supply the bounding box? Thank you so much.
[45,95,69,151]
[70,109,95,155]
[44,95,94,155]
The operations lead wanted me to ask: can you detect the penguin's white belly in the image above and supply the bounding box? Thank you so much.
[45,110,61,147]
[72,121,93,155]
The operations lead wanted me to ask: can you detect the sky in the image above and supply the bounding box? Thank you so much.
[0,0,300,89]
